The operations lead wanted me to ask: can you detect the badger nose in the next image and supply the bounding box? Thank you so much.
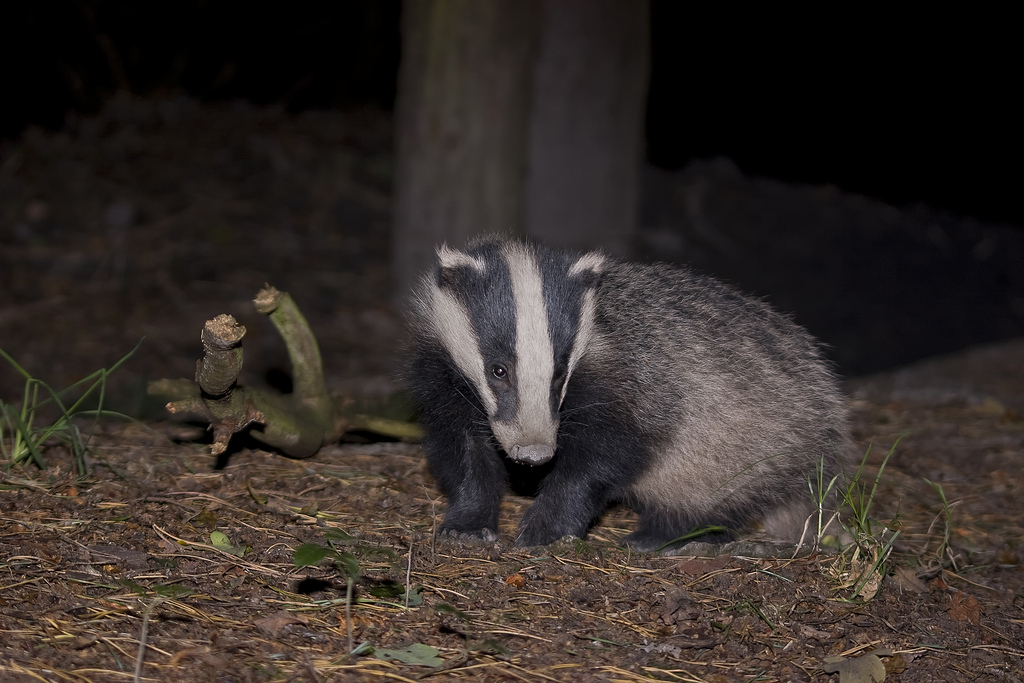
[510,444,555,465]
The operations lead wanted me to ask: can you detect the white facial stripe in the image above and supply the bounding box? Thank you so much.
[560,251,604,405]
[561,286,598,405]
[503,243,558,445]
[437,244,486,273]
[429,285,497,415]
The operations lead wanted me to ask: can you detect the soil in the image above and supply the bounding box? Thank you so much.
[1,96,1022,682]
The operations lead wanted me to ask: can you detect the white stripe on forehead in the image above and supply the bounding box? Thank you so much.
[428,284,497,415]
[503,243,556,437]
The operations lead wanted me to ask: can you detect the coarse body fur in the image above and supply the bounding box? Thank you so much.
[407,236,849,551]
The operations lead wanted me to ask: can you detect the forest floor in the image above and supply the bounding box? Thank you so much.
[1,96,1022,682]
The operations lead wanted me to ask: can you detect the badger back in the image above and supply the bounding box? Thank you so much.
[410,238,605,465]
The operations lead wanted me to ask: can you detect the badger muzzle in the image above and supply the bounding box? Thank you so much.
[491,418,558,466]
[509,444,555,466]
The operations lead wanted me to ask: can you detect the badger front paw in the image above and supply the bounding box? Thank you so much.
[515,503,588,547]
[514,525,563,548]
[437,524,498,544]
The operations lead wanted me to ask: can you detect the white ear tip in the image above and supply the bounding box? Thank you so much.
[569,251,607,277]
[438,244,486,272]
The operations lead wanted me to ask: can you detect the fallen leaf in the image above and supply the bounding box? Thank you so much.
[675,555,730,576]
[798,624,832,640]
[891,566,928,593]
[253,611,308,637]
[292,543,338,567]
[156,538,178,553]
[640,641,681,658]
[193,508,217,528]
[72,635,98,650]
[883,653,907,675]
[375,643,444,667]
[246,481,268,504]
[168,646,212,666]
[210,531,245,557]
[822,654,886,682]
[947,591,981,625]
[505,573,525,588]
[673,627,719,649]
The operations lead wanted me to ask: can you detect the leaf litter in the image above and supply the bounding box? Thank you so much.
[1,408,1021,681]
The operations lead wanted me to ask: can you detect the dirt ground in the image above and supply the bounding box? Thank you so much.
[1,97,1022,681]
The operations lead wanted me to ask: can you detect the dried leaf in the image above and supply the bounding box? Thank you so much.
[193,508,217,528]
[375,643,443,667]
[891,566,928,593]
[856,569,882,601]
[254,611,308,637]
[822,654,886,682]
[675,555,730,576]
[505,573,526,588]
[947,591,981,624]
[798,624,833,640]
[246,481,267,505]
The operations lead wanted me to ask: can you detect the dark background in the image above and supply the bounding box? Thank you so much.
[1,2,1022,380]
[3,2,1020,226]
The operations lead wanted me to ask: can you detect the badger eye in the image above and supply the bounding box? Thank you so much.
[491,364,508,380]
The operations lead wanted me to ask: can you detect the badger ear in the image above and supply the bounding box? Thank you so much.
[437,244,486,273]
[568,251,606,287]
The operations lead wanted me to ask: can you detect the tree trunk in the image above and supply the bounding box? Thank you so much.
[391,0,650,299]
[392,0,541,297]
[525,0,650,256]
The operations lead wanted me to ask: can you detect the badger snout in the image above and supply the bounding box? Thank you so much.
[509,444,555,466]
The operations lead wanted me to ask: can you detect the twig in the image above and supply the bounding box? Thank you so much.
[134,597,167,683]
[346,575,354,655]
[406,534,413,610]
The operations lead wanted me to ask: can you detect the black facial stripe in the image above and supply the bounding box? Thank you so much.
[438,242,519,424]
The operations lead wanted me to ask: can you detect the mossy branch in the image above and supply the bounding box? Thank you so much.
[148,286,348,458]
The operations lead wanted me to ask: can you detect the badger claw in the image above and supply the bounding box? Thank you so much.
[515,531,581,548]
[437,527,498,545]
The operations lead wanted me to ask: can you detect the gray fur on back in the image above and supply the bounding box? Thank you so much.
[590,261,848,530]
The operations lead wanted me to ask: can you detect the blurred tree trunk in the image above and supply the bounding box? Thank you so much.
[525,0,650,256]
[392,0,650,297]
[392,0,541,296]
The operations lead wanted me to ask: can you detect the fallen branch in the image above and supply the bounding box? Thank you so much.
[148,285,415,458]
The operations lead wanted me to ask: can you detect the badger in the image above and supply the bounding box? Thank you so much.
[407,236,849,551]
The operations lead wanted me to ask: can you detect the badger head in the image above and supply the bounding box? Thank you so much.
[421,238,605,465]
